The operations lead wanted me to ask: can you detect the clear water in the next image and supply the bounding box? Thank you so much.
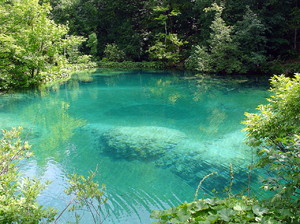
[0,69,270,223]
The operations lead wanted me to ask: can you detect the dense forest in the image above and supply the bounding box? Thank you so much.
[48,0,299,71]
[1,0,300,90]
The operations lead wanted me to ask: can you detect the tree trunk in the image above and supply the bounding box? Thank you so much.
[31,69,35,78]
[294,28,297,50]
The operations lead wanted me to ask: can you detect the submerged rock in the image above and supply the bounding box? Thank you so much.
[99,125,254,191]
[101,126,187,160]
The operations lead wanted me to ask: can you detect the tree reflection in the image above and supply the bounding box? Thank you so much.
[21,90,86,163]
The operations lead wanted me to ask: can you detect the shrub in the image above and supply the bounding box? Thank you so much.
[103,43,126,62]
[0,127,107,223]
[0,127,56,223]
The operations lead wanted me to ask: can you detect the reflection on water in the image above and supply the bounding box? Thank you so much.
[0,69,269,223]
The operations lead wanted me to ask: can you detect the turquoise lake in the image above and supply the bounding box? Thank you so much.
[0,69,270,223]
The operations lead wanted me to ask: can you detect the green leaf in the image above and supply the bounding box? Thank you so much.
[151,210,164,218]
[252,205,268,216]
[217,208,235,222]
[233,203,247,211]
[195,200,210,211]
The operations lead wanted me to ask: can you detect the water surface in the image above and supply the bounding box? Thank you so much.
[0,69,269,223]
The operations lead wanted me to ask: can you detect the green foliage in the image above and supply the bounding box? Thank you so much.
[243,74,300,149]
[0,0,89,90]
[233,7,267,71]
[103,43,126,62]
[0,127,56,223]
[47,0,299,74]
[148,34,186,64]
[151,196,279,224]
[185,45,210,71]
[0,127,107,223]
[243,74,300,222]
[55,171,107,223]
[147,3,187,65]
[98,61,164,69]
[153,6,181,26]
[185,3,243,73]
[86,32,98,56]
[185,3,268,74]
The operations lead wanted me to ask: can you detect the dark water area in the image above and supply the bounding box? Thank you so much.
[0,69,270,223]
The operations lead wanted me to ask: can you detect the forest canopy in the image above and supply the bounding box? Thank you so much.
[48,0,299,72]
[0,0,299,90]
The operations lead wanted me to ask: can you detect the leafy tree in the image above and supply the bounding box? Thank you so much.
[103,43,125,62]
[148,33,186,65]
[185,45,210,71]
[96,0,146,60]
[186,3,269,74]
[221,0,298,60]
[86,32,98,57]
[147,4,187,65]
[234,7,267,72]
[204,3,243,73]
[51,0,148,60]
[0,0,86,90]
[254,0,297,58]
[243,74,300,151]
[243,74,300,222]
[185,3,242,73]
